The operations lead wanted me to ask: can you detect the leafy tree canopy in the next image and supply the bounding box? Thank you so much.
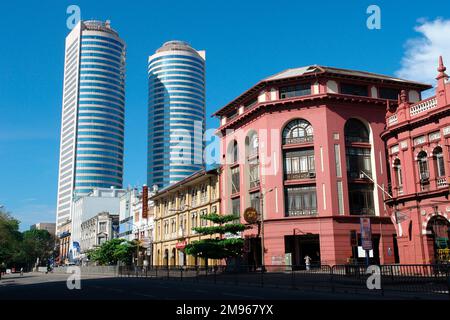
[185,213,247,260]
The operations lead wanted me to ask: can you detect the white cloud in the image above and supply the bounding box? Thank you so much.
[396,18,450,86]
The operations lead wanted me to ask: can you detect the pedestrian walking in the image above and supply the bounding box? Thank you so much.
[304,255,311,271]
[20,267,23,276]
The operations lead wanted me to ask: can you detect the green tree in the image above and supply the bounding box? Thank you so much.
[0,211,22,268]
[185,213,247,262]
[20,229,55,269]
[88,238,139,266]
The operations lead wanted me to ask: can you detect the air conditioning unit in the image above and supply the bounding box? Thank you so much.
[308,172,316,178]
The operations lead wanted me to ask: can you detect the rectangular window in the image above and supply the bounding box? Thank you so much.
[249,158,260,188]
[337,181,344,215]
[99,222,106,232]
[390,145,399,154]
[231,166,240,193]
[396,167,403,187]
[279,83,311,99]
[200,185,207,203]
[285,185,317,216]
[429,131,441,141]
[284,148,315,180]
[191,189,197,207]
[379,87,400,100]
[413,135,426,146]
[231,198,240,218]
[346,147,372,179]
[437,155,445,177]
[340,83,368,97]
[334,144,342,177]
[191,212,198,229]
[200,209,208,226]
[418,159,429,181]
[250,192,261,215]
[348,183,375,215]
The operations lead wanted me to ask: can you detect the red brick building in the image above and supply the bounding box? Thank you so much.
[214,65,431,267]
[382,57,450,265]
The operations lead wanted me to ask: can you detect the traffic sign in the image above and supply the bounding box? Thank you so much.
[360,217,373,250]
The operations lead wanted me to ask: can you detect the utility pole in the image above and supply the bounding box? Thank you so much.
[259,188,273,272]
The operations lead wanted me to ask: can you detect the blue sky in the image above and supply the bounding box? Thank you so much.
[0,0,448,230]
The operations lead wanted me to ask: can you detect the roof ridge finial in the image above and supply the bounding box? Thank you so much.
[437,55,448,80]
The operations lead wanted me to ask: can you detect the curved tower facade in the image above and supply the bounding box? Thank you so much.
[147,41,205,189]
[56,20,126,228]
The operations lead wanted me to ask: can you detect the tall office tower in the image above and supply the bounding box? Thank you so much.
[56,20,126,230]
[147,41,206,189]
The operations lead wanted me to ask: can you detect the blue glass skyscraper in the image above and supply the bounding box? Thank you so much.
[56,20,126,228]
[147,41,205,189]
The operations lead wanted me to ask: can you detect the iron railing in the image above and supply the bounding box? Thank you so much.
[117,263,450,296]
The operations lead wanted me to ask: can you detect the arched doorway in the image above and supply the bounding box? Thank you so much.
[426,216,450,263]
[163,249,169,267]
[171,248,176,266]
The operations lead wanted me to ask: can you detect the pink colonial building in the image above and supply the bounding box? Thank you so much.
[214,65,431,267]
[382,57,450,265]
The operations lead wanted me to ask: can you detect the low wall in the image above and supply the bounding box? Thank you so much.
[52,266,118,276]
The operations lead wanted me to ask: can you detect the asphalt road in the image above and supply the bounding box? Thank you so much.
[0,272,447,300]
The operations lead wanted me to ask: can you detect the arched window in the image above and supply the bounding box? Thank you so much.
[417,151,429,182]
[246,132,260,188]
[344,119,369,143]
[433,147,445,178]
[229,140,239,163]
[282,119,313,145]
[248,132,259,157]
[393,158,403,194]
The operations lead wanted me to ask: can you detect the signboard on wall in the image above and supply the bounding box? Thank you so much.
[142,185,148,219]
[358,247,373,258]
[360,217,373,250]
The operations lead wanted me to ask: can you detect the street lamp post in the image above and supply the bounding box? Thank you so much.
[258,188,273,272]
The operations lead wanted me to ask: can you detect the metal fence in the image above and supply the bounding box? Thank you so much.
[117,263,450,296]
[53,265,118,276]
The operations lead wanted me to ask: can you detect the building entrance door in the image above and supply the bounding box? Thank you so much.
[285,234,320,269]
[244,237,261,271]
[426,216,450,263]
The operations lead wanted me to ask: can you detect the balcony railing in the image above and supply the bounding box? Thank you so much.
[283,136,313,145]
[410,97,437,117]
[437,177,447,188]
[420,172,430,183]
[285,172,316,180]
[387,114,398,125]
[286,209,317,217]
[250,179,260,189]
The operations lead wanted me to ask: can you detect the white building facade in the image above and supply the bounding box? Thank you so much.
[80,212,119,254]
[71,187,126,259]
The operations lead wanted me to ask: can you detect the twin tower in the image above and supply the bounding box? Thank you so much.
[56,20,205,226]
